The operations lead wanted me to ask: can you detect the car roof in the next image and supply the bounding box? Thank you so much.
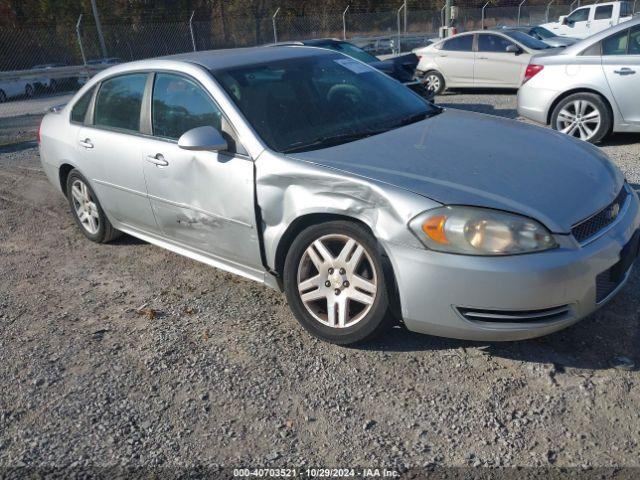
[163,45,333,71]
[562,15,640,55]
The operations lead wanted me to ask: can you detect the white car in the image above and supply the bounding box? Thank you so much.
[518,17,640,143]
[0,78,29,102]
[540,1,635,39]
[413,30,557,94]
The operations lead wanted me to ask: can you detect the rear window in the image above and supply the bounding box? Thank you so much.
[595,5,613,20]
[70,87,94,124]
[94,74,147,132]
[441,35,473,52]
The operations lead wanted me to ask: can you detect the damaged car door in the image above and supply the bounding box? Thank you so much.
[138,72,263,272]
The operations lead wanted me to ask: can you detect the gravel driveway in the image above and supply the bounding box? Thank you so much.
[1,92,639,476]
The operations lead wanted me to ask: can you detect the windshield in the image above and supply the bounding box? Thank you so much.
[321,42,379,64]
[504,30,551,49]
[531,26,554,39]
[212,53,439,153]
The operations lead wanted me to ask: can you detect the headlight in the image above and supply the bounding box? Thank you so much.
[409,206,557,255]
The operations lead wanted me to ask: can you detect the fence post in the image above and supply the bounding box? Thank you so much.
[189,11,197,51]
[75,14,87,65]
[569,0,577,13]
[397,3,405,54]
[517,0,526,26]
[342,5,350,40]
[272,7,280,43]
[404,0,408,34]
[634,0,638,13]
[481,1,490,30]
[441,5,446,27]
[90,0,108,58]
[545,0,554,23]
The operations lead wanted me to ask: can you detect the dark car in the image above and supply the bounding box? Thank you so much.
[274,39,434,101]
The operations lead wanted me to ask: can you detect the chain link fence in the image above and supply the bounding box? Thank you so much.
[0,1,619,138]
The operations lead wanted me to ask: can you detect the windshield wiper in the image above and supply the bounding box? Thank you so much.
[282,130,389,153]
[389,108,442,129]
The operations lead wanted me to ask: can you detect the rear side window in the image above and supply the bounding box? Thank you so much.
[151,73,222,140]
[478,34,515,52]
[441,35,473,52]
[70,87,94,124]
[595,5,613,20]
[94,74,147,132]
[602,29,629,55]
[581,42,602,56]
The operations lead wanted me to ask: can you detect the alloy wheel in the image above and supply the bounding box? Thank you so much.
[70,179,100,235]
[555,100,601,142]
[423,74,441,92]
[296,234,378,329]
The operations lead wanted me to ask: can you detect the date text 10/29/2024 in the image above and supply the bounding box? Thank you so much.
[233,468,400,477]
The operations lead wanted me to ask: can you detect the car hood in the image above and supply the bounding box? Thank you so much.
[288,109,624,233]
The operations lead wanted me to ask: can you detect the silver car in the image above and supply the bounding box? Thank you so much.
[414,30,557,94]
[518,17,640,143]
[38,46,640,345]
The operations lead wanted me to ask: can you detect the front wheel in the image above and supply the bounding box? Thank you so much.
[550,93,611,144]
[283,221,393,345]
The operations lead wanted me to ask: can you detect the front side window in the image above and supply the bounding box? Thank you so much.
[94,74,147,132]
[71,87,94,123]
[152,73,222,141]
[212,53,439,153]
[595,5,613,20]
[567,8,589,23]
[478,34,515,53]
[441,35,474,52]
[602,29,629,55]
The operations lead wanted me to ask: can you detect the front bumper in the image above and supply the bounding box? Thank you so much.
[384,187,640,341]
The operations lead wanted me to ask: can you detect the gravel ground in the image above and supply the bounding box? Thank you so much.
[1,92,639,477]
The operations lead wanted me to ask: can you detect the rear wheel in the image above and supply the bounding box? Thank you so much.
[283,221,393,345]
[66,170,120,243]
[550,92,611,144]
[422,70,445,95]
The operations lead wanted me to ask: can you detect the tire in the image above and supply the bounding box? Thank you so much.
[25,84,34,98]
[421,70,445,96]
[550,92,611,144]
[0,90,6,103]
[49,79,57,92]
[283,221,393,345]
[66,169,121,243]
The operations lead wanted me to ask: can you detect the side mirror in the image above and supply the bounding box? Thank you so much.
[178,126,228,152]
[506,44,521,54]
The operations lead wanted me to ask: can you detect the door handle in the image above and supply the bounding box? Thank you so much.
[477,56,489,60]
[437,54,448,57]
[614,68,636,75]
[146,153,169,167]
[79,138,93,149]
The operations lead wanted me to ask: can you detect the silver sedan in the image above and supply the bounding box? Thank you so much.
[38,46,640,344]
[518,17,640,143]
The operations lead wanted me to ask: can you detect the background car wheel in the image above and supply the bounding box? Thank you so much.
[66,170,120,243]
[0,90,6,103]
[422,71,445,95]
[49,79,57,92]
[550,93,611,144]
[283,221,393,345]
[25,84,34,98]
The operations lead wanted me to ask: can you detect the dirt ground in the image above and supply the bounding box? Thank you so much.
[1,93,639,477]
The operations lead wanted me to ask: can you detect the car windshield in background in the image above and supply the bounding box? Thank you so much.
[321,42,379,64]
[531,27,554,39]
[504,30,552,49]
[212,53,439,153]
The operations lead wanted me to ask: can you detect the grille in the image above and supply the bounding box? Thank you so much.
[595,269,621,303]
[572,187,628,243]
[457,305,572,323]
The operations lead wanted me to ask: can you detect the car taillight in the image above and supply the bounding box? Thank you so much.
[523,64,544,84]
